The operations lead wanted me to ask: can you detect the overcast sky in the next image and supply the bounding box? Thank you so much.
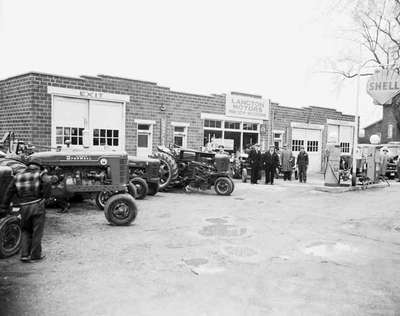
[0,0,382,128]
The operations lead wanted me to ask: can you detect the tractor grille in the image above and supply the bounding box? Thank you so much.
[120,157,128,183]
[147,163,159,178]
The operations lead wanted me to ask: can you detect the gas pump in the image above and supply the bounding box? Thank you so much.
[324,135,341,186]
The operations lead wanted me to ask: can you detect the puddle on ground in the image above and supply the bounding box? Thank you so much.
[223,246,258,257]
[205,218,228,224]
[199,224,247,237]
[183,258,209,267]
[303,242,358,258]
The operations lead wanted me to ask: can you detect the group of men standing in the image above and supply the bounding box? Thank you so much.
[248,144,309,185]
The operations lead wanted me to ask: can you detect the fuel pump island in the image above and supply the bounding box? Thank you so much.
[323,68,400,188]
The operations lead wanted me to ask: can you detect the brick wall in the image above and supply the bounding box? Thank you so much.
[0,72,228,154]
[360,120,383,144]
[0,72,355,156]
[0,74,35,143]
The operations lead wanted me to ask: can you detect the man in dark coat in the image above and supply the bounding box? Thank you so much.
[248,144,262,184]
[296,146,309,183]
[262,146,280,185]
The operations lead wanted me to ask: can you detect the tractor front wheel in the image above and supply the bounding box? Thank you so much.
[104,194,138,226]
[214,177,234,196]
[95,191,111,210]
[131,177,148,200]
[0,215,21,259]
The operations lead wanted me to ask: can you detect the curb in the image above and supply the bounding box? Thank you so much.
[313,183,388,193]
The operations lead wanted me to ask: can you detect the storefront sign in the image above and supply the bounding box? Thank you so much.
[367,69,400,105]
[226,93,269,120]
[47,86,130,102]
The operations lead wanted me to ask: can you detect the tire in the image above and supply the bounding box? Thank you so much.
[0,215,22,259]
[95,191,112,210]
[131,177,148,200]
[214,177,234,196]
[151,152,178,190]
[104,193,138,226]
[147,182,159,196]
[242,169,247,183]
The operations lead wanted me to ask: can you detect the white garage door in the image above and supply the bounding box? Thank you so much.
[90,100,124,149]
[292,127,322,172]
[52,96,124,149]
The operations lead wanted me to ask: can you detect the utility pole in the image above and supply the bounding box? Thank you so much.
[352,45,362,186]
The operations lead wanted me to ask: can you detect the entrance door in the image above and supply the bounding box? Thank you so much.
[137,124,153,158]
[291,127,322,172]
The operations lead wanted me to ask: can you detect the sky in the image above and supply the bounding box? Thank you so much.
[0,0,382,128]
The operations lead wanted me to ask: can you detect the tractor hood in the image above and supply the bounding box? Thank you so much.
[128,156,160,167]
[28,150,128,166]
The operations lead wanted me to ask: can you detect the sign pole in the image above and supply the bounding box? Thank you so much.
[352,46,362,186]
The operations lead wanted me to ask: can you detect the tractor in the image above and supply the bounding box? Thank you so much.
[151,145,235,195]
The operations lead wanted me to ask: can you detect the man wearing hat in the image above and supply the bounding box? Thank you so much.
[280,144,293,181]
[262,145,280,185]
[296,146,309,183]
[248,144,262,184]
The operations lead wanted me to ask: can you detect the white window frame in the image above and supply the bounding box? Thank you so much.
[135,119,155,153]
[171,122,189,147]
[201,113,261,152]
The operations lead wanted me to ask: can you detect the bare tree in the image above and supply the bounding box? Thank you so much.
[325,0,400,129]
[327,0,399,77]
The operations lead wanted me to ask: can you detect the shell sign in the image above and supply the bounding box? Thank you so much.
[367,69,400,105]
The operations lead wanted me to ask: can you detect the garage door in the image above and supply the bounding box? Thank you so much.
[90,100,124,149]
[52,96,124,149]
[291,127,322,172]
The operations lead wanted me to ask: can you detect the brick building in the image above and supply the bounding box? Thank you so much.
[360,103,400,144]
[0,72,355,172]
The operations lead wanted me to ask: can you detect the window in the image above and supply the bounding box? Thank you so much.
[243,123,258,131]
[307,140,319,152]
[137,134,148,148]
[93,129,119,147]
[56,126,83,146]
[292,139,304,151]
[224,121,240,129]
[340,142,350,153]
[388,124,393,139]
[173,125,187,147]
[204,130,222,146]
[138,124,150,130]
[204,120,222,128]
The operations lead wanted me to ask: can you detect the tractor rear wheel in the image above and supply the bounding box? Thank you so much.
[104,194,138,226]
[214,177,234,196]
[151,152,178,190]
[0,215,21,258]
[131,177,148,200]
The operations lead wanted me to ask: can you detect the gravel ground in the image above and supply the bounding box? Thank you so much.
[1,178,400,316]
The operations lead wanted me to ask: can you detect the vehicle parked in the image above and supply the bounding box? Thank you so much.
[152,145,235,195]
